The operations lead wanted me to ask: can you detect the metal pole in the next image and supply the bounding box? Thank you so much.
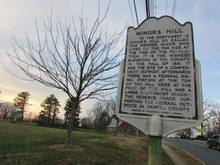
[148,136,162,165]
[148,115,163,165]
[145,0,149,18]
[148,0,150,17]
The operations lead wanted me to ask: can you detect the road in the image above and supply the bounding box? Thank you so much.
[163,137,220,165]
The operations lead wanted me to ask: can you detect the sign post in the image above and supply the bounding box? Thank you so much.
[148,136,162,165]
[116,16,203,164]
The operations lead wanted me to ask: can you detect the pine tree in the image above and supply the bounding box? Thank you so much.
[13,91,30,121]
[41,94,60,123]
[64,98,81,128]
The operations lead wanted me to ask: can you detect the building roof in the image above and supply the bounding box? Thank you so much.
[107,118,122,128]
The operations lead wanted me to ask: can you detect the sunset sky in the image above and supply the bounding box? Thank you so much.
[1,0,220,119]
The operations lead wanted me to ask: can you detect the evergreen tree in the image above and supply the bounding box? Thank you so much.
[52,98,60,123]
[64,98,81,127]
[41,94,60,123]
[13,91,30,121]
[38,110,46,120]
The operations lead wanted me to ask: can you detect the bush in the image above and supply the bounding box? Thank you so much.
[195,135,207,141]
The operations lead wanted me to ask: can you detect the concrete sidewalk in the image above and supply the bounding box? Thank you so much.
[162,141,206,165]
[162,143,190,165]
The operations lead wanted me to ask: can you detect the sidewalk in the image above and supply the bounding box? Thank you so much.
[162,141,206,165]
[162,143,190,165]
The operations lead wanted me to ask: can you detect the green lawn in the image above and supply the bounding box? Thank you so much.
[0,119,174,165]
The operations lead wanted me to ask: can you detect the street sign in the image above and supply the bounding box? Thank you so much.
[116,16,203,137]
[200,128,204,133]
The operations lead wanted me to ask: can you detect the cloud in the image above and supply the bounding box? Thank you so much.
[193,0,220,14]
[203,72,220,78]
[0,84,19,92]
[193,0,205,13]
[198,54,213,60]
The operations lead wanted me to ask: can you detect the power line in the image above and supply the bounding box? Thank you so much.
[143,0,146,18]
[145,0,148,18]
[172,0,177,17]
[150,0,154,16]
[133,0,139,25]
[152,0,154,17]
[128,0,135,26]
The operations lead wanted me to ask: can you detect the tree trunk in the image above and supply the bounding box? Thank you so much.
[114,120,119,136]
[65,100,78,145]
[21,105,24,121]
[52,111,55,123]
[48,102,52,123]
[3,110,7,119]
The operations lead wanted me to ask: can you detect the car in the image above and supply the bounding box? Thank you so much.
[207,134,220,151]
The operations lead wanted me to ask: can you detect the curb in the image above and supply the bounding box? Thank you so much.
[162,141,206,165]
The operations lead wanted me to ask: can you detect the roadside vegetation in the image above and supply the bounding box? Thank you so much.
[0,119,174,165]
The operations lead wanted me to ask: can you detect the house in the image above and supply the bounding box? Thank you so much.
[107,118,136,133]
[106,118,122,131]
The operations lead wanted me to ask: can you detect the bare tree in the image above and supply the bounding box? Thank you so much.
[6,2,125,145]
[189,97,215,136]
[92,101,113,132]
[105,97,121,136]
[175,128,193,139]
[81,109,95,129]
[175,97,215,138]
[0,102,17,119]
[203,98,215,132]
[210,103,220,132]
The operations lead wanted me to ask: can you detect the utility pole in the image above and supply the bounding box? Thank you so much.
[145,1,162,165]
[145,0,150,18]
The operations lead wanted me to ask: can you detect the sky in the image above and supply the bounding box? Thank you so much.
[1,0,220,119]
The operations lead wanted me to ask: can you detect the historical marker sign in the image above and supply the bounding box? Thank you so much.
[116,16,203,136]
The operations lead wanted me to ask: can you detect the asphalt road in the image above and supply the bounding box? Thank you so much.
[163,137,220,165]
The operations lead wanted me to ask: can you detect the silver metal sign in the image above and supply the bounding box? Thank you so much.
[116,16,203,136]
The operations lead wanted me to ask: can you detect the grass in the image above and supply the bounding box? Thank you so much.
[0,119,174,165]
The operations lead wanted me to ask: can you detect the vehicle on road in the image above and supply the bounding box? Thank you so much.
[207,134,220,151]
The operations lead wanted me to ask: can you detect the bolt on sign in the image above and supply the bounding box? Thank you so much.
[116,16,203,136]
